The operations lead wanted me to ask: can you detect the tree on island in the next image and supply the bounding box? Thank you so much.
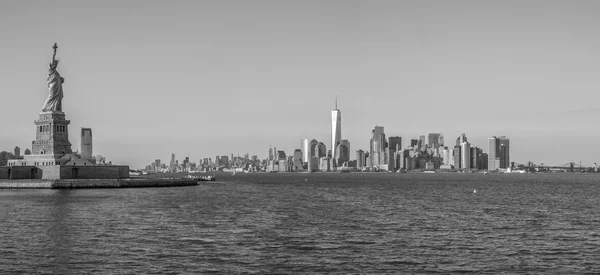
[94,155,106,165]
[0,151,16,166]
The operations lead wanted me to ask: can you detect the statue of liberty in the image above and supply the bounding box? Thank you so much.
[41,43,65,112]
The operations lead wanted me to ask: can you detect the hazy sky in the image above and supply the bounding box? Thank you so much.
[1,0,600,168]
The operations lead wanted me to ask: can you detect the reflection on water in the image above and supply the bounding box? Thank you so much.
[1,173,600,273]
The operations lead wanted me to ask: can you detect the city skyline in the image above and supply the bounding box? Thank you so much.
[1,1,600,168]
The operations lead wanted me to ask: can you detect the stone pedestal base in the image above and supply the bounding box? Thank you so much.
[32,111,72,156]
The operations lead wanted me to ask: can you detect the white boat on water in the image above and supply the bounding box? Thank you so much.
[506,168,526,174]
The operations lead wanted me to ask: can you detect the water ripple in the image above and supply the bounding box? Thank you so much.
[1,173,600,273]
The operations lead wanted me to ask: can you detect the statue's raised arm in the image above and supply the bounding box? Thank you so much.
[41,43,64,113]
[52,43,57,63]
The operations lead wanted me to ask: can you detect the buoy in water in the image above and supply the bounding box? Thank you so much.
[473,189,477,193]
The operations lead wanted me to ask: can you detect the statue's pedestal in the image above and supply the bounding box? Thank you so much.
[32,111,72,157]
[5,111,75,179]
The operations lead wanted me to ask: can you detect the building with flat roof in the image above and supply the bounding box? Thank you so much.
[154,159,161,172]
[293,149,304,172]
[277,151,286,161]
[301,138,319,167]
[461,142,471,170]
[442,147,450,165]
[315,142,327,158]
[13,147,20,159]
[410,139,418,148]
[488,136,510,170]
[369,126,386,168]
[301,139,310,166]
[81,128,93,160]
[427,133,440,148]
[388,136,401,170]
[418,135,426,149]
[453,146,461,169]
[220,156,229,168]
[356,149,365,168]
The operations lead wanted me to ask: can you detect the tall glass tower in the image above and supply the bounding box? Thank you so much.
[331,98,342,166]
[488,136,510,170]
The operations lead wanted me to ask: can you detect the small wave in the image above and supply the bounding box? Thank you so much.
[345,240,377,245]
[179,237,216,244]
[383,259,426,265]
[314,243,343,250]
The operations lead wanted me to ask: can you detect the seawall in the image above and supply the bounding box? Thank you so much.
[0,178,198,189]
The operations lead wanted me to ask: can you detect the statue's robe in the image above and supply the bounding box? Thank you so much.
[41,67,64,112]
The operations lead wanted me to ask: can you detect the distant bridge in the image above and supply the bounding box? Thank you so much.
[515,161,598,172]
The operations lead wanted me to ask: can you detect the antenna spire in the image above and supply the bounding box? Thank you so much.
[335,95,338,109]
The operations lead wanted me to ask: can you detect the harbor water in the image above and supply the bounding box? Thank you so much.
[1,173,599,273]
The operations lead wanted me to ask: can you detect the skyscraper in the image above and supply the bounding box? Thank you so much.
[438,133,445,147]
[315,142,327,158]
[419,135,426,149]
[221,155,229,168]
[388,136,401,152]
[340,139,350,160]
[397,149,409,170]
[456,133,468,147]
[498,136,510,168]
[293,149,304,171]
[427,133,441,148]
[277,151,286,161]
[154,159,161,172]
[14,146,20,159]
[356,149,365,168]
[335,142,349,167]
[369,126,387,169]
[410,139,418,148]
[302,139,319,167]
[170,153,176,172]
[301,139,310,165]
[479,153,488,170]
[461,142,471,170]
[183,157,190,171]
[388,136,402,170]
[488,136,510,170]
[453,145,461,169]
[470,147,478,170]
[81,128,93,160]
[309,139,319,158]
[331,98,342,167]
[442,147,450,165]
